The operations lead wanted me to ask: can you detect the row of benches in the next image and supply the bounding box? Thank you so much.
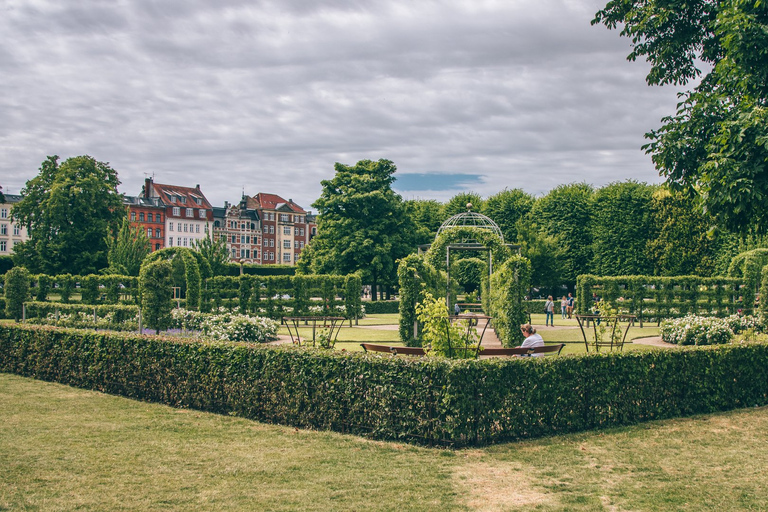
[360,343,565,357]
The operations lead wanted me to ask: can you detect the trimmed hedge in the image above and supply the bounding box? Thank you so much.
[364,300,400,314]
[2,324,767,446]
[222,263,296,277]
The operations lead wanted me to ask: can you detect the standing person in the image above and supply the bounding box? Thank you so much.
[560,296,568,319]
[544,295,555,326]
[566,293,575,319]
[518,323,545,357]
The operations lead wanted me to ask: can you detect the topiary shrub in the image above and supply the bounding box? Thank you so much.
[4,267,30,321]
[140,260,173,334]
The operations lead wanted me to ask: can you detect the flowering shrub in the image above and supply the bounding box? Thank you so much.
[724,314,765,334]
[170,307,278,342]
[200,312,278,343]
[660,314,734,345]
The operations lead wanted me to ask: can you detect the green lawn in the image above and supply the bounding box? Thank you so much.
[2,373,768,511]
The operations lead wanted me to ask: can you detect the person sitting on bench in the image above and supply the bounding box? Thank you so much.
[519,323,545,357]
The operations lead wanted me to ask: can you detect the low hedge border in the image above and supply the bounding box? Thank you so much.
[363,300,400,314]
[1,324,767,446]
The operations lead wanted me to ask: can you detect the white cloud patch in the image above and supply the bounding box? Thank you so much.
[0,0,681,209]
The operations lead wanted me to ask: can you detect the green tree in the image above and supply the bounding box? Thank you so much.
[591,181,656,276]
[646,188,720,276]
[12,155,125,274]
[310,159,415,299]
[105,217,150,276]
[593,0,768,233]
[139,259,173,334]
[515,220,564,296]
[404,199,444,247]
[529,183,595,285]
[4,266,30,321]
[481,188,534,243]
[194,231,229,276]
[442,192,484,218]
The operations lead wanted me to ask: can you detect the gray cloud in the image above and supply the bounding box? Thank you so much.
[0,0,682,210]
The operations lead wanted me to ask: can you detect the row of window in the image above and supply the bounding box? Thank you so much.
[170,207,207,219]
[228,220,258,230]
[231,234,258,245]
[147,228,161,238]
[169,222,205,234]
[232,248,259,259]
[167,194,203,206]
[262,212,305,224]
[167,236,200,247]
[130,212,163,223]
[0,224,21,236]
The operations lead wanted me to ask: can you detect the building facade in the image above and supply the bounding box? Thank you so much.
[144,178,213,250]
[212,198,263,264]
[123,195,166,252]
[0,193,28,256]
[246,193,312,265]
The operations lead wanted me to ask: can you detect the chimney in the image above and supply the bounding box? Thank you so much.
[144,177,151,199]
[196,184,200,190]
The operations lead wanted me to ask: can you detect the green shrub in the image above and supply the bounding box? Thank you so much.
[24,302,140,331]
[2,324,768,447]
[4,267,30,321]
[140,260,173,333]
[35,274,51,301]
[364,300,400,314]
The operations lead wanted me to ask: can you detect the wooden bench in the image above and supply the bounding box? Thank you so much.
[360,343,426,356]
[480,344,565,358]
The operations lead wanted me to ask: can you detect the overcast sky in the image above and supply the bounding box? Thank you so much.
[0,0,683,212]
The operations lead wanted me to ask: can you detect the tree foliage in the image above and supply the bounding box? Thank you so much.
[515,220,564,294]
[646,188,719,276]
[309,159,415,297]
[442,192,484,218]
[12,155,124,274]
[591,181,656,276]
[105,217,150,276]
[593,0,768,233]
[404,199,444,247]
[481,188,534,243]
[194,232,229,277]
[529,183,595,285]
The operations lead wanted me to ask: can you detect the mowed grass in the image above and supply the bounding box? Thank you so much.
[3,373,768,511]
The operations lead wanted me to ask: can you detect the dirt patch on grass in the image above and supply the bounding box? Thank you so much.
[453,460,554,511]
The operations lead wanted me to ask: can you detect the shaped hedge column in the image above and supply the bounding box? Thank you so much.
[4,266,30,322]
[140,260,173,334]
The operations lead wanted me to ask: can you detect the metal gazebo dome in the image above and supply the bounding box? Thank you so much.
[435,204,504,243]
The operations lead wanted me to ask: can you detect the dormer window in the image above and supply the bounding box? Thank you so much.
[170,196,176,203]
[180,196,187,204]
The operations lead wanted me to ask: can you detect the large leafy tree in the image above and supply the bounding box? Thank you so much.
[442,192,484,218]
[515,220,564,296]
[12,155,124,274]
[404,199,444,247]
[105,217,150,276]
[481,188,534,243]
[529,183,595,285]
[646,188,720,276]
[591,181,657,276]
[194,231,229,276]
[310,159,415,299]
[593,0,768,233]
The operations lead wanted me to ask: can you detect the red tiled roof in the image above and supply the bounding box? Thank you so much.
[247,193,306,213]
[151,182,212,209]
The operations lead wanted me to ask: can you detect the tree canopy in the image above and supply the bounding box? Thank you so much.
[12,155,125,274]
[593,0,768,233]
[309,159,414,298]
[481,188,534,243]
[105,217,150,276]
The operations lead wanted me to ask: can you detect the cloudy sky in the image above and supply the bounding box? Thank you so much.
[1,0,684,211]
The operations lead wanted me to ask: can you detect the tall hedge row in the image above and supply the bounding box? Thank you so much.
[3,324,767,446]
[576,275,744,321]
[486,255,531,346]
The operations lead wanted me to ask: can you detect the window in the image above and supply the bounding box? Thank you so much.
[270,239,274,247]
[139,212,145,222]
[294,241,299,249]
[130,212,136,221]
[236,235,241,244]
[183,238,188,247]
[172,207,180,216]
[283,240,291,249]
[300,228,305,236]
[300,241,304,248]
[254,237,259,245]
[170,196,176,203]
[168,237,173,246]
[195,224,200,233]
[194,197,202,205]
[169,223,174,232]
[231,248,237,258]
[0,224,6,235]
[180,196,186,204]
[283,253,291,262]
[186,208,193,217]
[199,209,205,218]
[283,226,291,235]
[183,224,188,233]
[177,223,181,232]
[240,249,245,259]
[147,228,152,237]
[157,214,162,223]
[155,228,161,238]
[155,243,160,251]
[13,225,20,236]
[232,235,236,243]
[0,241,6,252]
[177,237,181,246]
[254,249,259,259]
[0,208,7,219]
[148,213,153,222]
[263,238,267,246]
[280,214,290,222]
[269,226,274,234]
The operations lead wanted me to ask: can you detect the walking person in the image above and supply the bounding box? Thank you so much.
[566,293,575,319]
[544,295,555,326]
[560,296,568,319]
